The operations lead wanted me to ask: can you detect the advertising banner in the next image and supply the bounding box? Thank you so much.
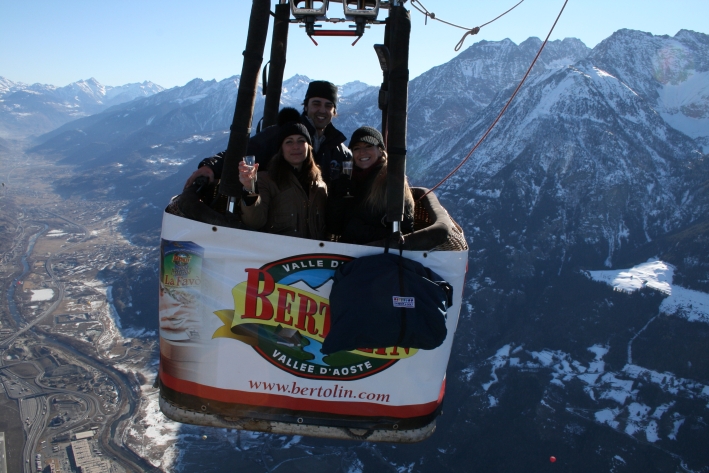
[159,212,468,420]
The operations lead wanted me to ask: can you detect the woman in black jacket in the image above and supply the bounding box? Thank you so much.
[326,126,414,244]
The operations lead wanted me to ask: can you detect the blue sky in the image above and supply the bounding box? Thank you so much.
[2,0,707,89]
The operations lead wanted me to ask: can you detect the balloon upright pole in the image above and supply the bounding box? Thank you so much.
[220,0,271,202]
[262,2,290,129]
[385,4,411,230]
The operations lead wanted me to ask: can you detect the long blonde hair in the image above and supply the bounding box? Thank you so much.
[364,150,415,216]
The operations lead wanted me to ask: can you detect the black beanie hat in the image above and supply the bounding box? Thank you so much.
[305,80,338,107]
[277,107,302,126]
[279,121,312,146]
[349,126,385,149]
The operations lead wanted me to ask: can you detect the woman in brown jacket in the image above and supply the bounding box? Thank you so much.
[238,122,327,239]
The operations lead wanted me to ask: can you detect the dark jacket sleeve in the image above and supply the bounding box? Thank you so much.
[325,178,355,236]
[342,206,414,245]
[338,176,415,244]
[342,213,389,244]
[195,126,280,181]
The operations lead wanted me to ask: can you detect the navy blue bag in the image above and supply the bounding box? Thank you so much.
[322,249,453,354]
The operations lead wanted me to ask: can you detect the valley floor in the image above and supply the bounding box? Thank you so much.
[0,145,158,473]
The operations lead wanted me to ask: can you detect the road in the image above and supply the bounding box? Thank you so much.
[0,364,47,473]
[0,206,158,473]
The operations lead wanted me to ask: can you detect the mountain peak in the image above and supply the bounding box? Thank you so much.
[0,76,164,139]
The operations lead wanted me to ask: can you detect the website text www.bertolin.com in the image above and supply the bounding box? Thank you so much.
[248,380,391,403]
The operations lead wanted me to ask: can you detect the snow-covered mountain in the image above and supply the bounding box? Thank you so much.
[589,29,709,152]
[335,37,591,150]
[23,38,591,199]
[414,58,706,270]
[0,77,22,96]
[0,76,164,139]
[28,74,370,174]
[339,79,371,97]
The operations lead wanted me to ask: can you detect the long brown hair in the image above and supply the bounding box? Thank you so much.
[364,150,415,215]
[268,144,322,191]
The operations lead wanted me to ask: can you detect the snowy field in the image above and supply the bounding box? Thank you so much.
[470,258,709,447]
[30,288,54,301]
[477,341,708,445]
[587,258,709,324]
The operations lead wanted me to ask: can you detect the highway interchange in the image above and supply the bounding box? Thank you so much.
[1,157,161,472]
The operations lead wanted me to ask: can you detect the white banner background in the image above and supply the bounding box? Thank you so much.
[160,212,468,415]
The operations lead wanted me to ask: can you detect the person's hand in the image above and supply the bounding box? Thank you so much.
[238,161,259,189]
[184,166,215,189]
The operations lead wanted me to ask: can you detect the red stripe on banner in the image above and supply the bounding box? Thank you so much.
[159,369,444,418]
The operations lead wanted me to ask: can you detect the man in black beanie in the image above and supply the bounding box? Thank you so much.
[299,80,350,182]
[184,80,351,188]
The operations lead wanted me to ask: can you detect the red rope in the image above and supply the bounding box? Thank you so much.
[418,0,570,201]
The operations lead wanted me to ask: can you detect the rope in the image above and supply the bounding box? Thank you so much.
[418,0,570,201]
[410,0,526,51]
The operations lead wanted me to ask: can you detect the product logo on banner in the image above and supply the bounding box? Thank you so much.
[213,253,418,380]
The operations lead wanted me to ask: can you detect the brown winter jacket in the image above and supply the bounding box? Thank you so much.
[240,171,327,239]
